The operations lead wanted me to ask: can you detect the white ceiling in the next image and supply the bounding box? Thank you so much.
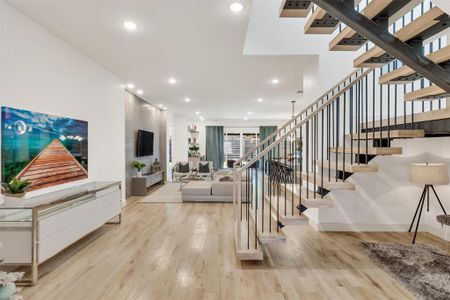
[6,0,316,120]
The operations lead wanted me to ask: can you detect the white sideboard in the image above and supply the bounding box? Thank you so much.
[0,181,122,285]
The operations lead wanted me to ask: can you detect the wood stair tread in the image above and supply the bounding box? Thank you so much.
[234,221,263,260]
[249,206,287,244]
[379,45,450,84]
[280,0,312,18]
[354,7,448,67]
[297,171,355,190]
[329,0,394,51]
[282,184,333,208]
[263,194,309,226]
[329,147,402,155]
[316,160,378,173]
[345,129,425,140]
[404,85,449,101]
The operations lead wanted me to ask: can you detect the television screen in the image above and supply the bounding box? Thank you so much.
[137,130,154,156]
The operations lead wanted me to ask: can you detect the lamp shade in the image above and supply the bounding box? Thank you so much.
[410,163,449,185]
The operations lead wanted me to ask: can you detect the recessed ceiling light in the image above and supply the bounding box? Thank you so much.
[195,111,200,115]
[137,90,143,95]
[123,21,137,32]
[163,106,168,110]
[271,78,280,85]
[230,2,244,12]
[158,104,164,108]
[247,112,252,115]
[257,98,263,102]
[199,116,205,121]
[168,78,177,85]
[185,98,191,102]
[127,83,135,89]
[244,117,248,121]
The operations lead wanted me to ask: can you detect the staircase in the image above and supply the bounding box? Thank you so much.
[233,0,450,260]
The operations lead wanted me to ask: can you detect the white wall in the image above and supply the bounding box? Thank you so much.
[172,114,189,164]
[0,1,126,201]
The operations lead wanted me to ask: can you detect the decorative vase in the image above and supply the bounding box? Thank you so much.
[2,193,25,206]
[0,283,16,300]
[137,170,142,177]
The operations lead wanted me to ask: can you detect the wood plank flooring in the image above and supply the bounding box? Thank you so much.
[22,194,448,300]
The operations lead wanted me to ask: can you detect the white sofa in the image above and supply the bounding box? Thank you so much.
[181,181,233,202]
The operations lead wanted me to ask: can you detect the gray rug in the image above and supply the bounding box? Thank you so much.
[361,242,450,300]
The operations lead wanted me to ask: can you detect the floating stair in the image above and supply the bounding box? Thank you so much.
[330,147,402,155]
[249,203,287,244]
[282,184,333,208]
[379,45,450,84]
[234,221,263,260]
[404,85,449,101]
[263,194,309,226]
[298,172,355,190]
[354,7,449,67]
[304,7,339,34]
[329,0,396,51]
[345,130,425,140]
[280,0,312,18]
[317,160,379,173]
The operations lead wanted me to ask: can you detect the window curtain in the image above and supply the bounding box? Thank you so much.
[259,126,278,171]
[206,126,224,170]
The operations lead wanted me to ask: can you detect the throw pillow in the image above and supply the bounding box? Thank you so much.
[199,162,210,173]
[178,162,189,173]
[219,176,233,182]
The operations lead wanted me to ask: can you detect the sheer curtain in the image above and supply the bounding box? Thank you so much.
[206,126,224,170]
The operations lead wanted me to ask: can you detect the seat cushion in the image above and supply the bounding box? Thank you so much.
[181,182,212,195]
[211,182,233,196]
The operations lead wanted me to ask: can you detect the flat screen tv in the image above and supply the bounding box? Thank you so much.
[137,130,154,157]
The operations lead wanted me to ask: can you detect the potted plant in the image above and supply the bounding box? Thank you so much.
[188,145,200,157]
[0,258,24,300]
[133,161,146,177]
[1,177,31,205]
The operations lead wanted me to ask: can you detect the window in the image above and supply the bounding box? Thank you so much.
[224,131,259,168]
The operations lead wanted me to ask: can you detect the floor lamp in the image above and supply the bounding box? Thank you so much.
[409,163,449,244]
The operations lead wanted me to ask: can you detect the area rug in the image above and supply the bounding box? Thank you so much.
[138,183,182,203]
[360,242,450,300]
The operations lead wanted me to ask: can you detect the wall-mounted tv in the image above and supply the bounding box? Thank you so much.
[137,129,154,157]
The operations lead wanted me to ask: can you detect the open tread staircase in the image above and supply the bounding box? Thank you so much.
[345,130,425,140]
[379,45,450,84]
[353,6,449,68]
[280,0,312,18]
[404,85,449,101]
[316,160,379,173]
[299,171,355,190]
[330,147,403,155]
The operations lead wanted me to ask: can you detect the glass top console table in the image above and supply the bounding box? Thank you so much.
[0,181,122,285]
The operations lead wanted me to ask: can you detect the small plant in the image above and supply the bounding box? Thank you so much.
[133,161,146,172]
[1,177,31,196]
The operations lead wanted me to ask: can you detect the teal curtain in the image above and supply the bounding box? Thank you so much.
[259,126,277,157]
[259,126,278,144]
[206,126,224,170]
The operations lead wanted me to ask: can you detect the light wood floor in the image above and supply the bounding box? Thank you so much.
[22,195,448,300]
